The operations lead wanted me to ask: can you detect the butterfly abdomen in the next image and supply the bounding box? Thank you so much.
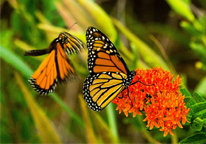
[24,49,49,56]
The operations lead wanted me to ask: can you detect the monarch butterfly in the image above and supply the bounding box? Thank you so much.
[83,27,137,111]
[25,32,85,95]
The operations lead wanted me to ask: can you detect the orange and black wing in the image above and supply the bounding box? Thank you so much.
[55,42,76,83]
[28,41,76,95]
[86,27,130,75]
[59,32,85,55]
[28,48,58,95]
[25,32,85,94]
[83,72,127,111]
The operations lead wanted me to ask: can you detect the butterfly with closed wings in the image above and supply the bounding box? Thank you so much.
[25,32,85,95]
[83,27,140,111]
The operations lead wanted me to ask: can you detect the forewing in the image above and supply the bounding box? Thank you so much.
[29,50,57,95]
[86,27,130,75]
[60,32,85,55]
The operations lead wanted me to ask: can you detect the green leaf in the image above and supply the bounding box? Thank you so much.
[106,104,119,141]
[195,76,206,96]
[0,45,33,76]
[180,88,196,107]
[190,41,206,58]
[190,102,206,121]
[180,88,191,96]
[78,0,117,42]
[193,92,206,103]
[191,102,206,114]
[15,72,61,143]
[190,117,206,131]
[180,132,206,143]
[112,18,169,70]
[166,0,195,22]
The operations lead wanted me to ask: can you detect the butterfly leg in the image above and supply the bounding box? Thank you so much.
[131,75,154,86]
[127,88,133,108]
[117,92,124,99]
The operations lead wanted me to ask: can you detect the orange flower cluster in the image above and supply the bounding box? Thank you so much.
[112,67,190,137]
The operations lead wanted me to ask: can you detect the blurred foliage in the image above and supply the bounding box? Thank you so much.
[0,0,206,143]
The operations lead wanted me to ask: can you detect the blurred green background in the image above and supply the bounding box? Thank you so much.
[0,0,206,143]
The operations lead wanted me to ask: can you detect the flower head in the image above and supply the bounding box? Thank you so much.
[112,67,190,137]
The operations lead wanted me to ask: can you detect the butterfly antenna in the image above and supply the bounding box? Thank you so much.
[69,22,78,30]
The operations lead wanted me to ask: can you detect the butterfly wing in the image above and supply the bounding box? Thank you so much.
[29,42,76,95]
[25,32,85,94]
[56,42,76,83]
[83,72,127,111]
[86,27,130,75]
[59,32,85,55]
[29,48,58,95]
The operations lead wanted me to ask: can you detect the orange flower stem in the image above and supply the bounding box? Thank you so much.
[171,130,178,144]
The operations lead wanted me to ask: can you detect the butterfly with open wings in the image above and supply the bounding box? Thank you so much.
[83,27,138,111]
[25,32,85,95]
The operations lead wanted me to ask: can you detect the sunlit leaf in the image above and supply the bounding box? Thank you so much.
[195,76,206,96]
[166,0,195,22]
[77,0,117,42]
[112,18,169,70]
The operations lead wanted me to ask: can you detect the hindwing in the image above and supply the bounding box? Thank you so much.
[83,72,127,111]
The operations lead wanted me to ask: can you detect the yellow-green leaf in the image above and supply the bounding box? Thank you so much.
[113,18,169,70]
[166,0,195,22]
[15,73,61,143]
[78,0,117,42]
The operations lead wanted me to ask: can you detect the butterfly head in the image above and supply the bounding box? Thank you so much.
[58,32,68,42]
[124,70,136,88]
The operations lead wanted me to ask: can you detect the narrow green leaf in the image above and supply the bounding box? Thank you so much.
[78,0,117,42]
[0,45,33,76]
[166,0,195,22]
[195,76,206,96]
[106,104,119,142]
[15,72,61,143]
[180,132,206,143]
[193,92,206,103]
[79,95,98,143]
[91,109,118,143]
[112,18,169,70]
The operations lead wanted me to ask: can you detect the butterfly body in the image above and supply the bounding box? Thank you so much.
[25,31,85,95]
[83,27,136,111]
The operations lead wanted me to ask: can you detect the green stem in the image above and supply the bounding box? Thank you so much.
[106,103,119,143]
[171,130,178,144]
